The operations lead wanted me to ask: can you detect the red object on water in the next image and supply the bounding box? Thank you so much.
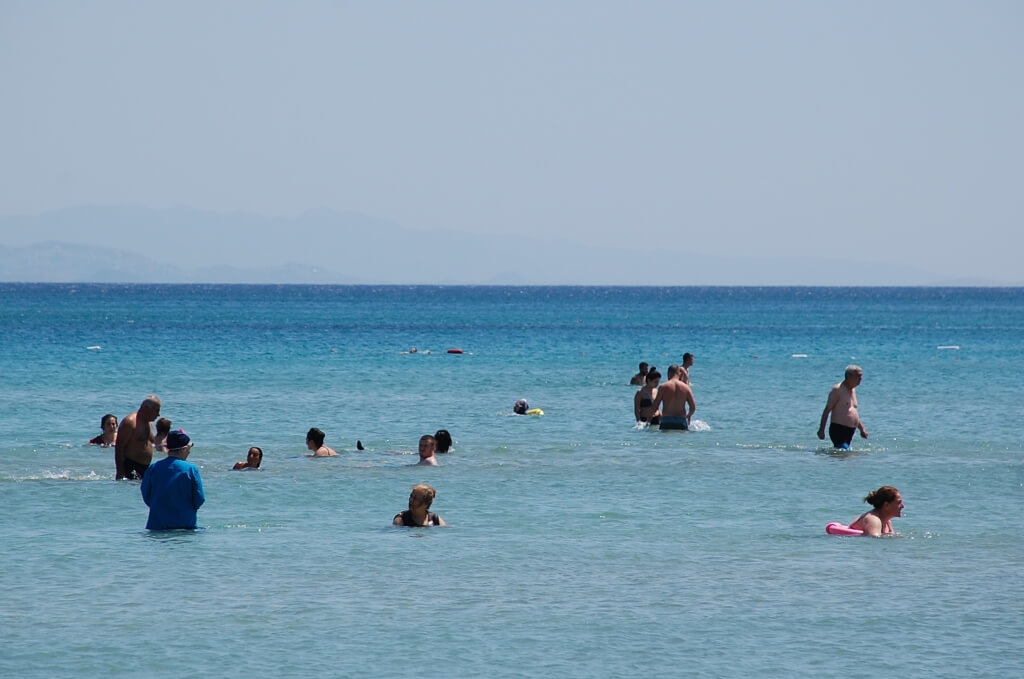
[447,348,464,354]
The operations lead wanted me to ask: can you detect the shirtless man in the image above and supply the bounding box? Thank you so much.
[305,427,338,457]
[678,353,694,384]
[651,364,696,430]
[416,434,439,466]
[114,395,161,480]
[817,365,868,449]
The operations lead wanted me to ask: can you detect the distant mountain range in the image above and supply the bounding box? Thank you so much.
[0,206,1007,285]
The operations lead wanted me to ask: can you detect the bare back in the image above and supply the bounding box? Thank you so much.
[652,379,696,419]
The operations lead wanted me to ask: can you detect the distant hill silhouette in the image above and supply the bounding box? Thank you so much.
[0,205,983,285]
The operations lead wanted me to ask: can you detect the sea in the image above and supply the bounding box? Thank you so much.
[1,284,1021,678]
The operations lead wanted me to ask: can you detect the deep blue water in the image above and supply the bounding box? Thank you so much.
[1,284,1022,678]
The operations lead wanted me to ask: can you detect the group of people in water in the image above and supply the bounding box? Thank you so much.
[629,357,901,536]
[90,395,451,530]
[91,360,899,536]
[631,353,697,430]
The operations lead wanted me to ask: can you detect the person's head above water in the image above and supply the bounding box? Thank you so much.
[418,435,437,458]
[306,427,325,448]
[864,485,902,512]
[155,417,172,436]
[247,446,263,468]
[645,370,661,386]
[409,483,436,510]
[434,429,452,453]
[513,399,529,415]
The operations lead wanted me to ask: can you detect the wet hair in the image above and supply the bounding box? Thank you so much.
[248,446,263,466]
[410,483,436,508]
[155,417,172,436]
[419,434,437,446]
[141,395,161,413]
[645,370,662,384]
[100,413,117,428]
[683,353,694,364]
[513,399,529,415]
[638,362,649,372]
[845,365,863,378]
[434,429,452,453]
[864,486,900,509]
[306,427,325,447]
[667,364,680,379]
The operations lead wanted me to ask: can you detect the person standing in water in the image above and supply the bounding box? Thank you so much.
[115,395,161,480]
[817,365,868,449]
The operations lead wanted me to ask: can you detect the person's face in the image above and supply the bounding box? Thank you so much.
[103,417,117,431]
[647,378,660,388]
[684,356,693,368]
[849,372,863,387]
[306,437,316,451]
[247,448,262,466]
[418,439,435,458]
[887,493,904,516]
[409,491,429,510]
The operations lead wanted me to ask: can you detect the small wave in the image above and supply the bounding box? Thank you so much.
[688,419,711,432]
[937,345,960,350]
[87,345,102,350]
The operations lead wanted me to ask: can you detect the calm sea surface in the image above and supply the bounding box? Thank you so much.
[1,284,1022,678]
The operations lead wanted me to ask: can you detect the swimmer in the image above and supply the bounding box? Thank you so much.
[233,446,263,470]
[630,362,649,386]
[89,413,118,447]
[847,486,904,536]
[305,427,338,457]
[634,369,662,425]
[513,399,530,415]
[817,365,868,449]
[434,429,453,454]
[154,417,172,452]
[393,484,446,527]
[417,434,439,466]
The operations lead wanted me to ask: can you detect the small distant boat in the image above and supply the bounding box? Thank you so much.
[791,353,808,358]
[447,348,464,354]
[937,345,960,350]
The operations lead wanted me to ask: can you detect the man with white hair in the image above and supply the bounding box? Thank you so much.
[817,365,869,449]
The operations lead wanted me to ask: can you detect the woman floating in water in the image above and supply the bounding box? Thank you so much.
[233,446,263,470]
[829,486,904,536]
[393,484,446,527]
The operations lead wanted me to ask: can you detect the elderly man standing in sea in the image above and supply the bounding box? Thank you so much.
[651,365,696,430]
[114,395,162,480]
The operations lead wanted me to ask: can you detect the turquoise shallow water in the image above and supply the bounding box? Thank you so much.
[1,284,1022,678]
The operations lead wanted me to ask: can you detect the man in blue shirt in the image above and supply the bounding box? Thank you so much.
[141,429,205,530]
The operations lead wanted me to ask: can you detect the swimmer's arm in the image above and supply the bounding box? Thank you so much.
[685,389,696,420]
[192,471,205,509]
[859,514,883,537]
[113,421,130,479]
[818,388,840,437]
[434,515,447,527]
[633,390,642,421]
[392,514,404,526]
[232,461,247,470]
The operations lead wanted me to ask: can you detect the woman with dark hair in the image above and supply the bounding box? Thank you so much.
[634,369,662,425]
[848,486,904,536]
[434,429,453,453]
[89,414,118,446]
[233,446,263,470]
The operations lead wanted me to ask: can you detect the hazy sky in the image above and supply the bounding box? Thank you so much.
[2,1,1022,283]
